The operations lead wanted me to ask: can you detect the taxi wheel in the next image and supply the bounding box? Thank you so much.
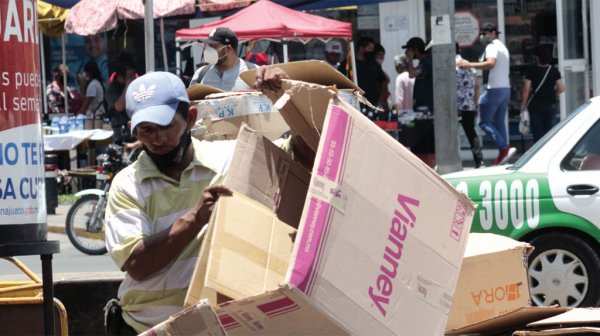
[528,233,600,308]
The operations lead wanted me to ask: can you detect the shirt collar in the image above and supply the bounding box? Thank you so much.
[136,137,219,182]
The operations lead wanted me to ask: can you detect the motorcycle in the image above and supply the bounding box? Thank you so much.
[65,144,129,255]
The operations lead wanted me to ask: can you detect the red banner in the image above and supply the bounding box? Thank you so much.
[0,0,42,132]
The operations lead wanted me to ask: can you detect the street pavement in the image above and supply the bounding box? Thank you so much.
[0,202,123,282]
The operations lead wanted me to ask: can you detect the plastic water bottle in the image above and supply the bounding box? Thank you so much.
[68,116,76,132]
[50,117,60,134]
[76,114,85,130]
[59,116,69,134]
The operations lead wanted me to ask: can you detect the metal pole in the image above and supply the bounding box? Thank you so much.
[160,18,168,71]
[61,35,68,115]
[39,25,48,123]
[282,40,288,63]
[144,0,155,72]
[349,40,358,86]
[430,0,461,174]
[175,40,181,76]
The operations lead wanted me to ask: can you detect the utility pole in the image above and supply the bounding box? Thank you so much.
[431,0,461,174]
[144,0,155,73]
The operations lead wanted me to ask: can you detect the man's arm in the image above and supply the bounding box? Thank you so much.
[122,185,232,281]
[458,57,496,70]
[521,79,532,110]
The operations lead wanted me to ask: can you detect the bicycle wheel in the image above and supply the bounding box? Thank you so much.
[65,194,108,255]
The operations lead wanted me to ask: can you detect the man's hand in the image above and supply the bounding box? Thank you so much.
[193,185,233,227]
[457,59,470,69]
[254,65,289,91]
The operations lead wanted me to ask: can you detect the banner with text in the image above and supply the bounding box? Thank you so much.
[0,0,46,225]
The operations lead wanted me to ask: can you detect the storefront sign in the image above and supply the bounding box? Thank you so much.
[0,0,46,227]
[455,11,480,47]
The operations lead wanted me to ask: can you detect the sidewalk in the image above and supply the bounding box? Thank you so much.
[47,202,71,235]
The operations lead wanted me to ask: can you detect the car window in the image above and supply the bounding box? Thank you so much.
[563,119,600,171]
[511,101,591,170]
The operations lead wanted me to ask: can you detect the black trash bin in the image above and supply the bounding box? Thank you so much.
[44,154,59,215]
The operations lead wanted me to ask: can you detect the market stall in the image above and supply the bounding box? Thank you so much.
[175,0,357,84]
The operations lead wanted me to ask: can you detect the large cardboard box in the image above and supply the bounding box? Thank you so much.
[185,193,296,306]
[139,300,225,336]
[191,75,476,335]
[190,87,289,141]
[446,233,533,331]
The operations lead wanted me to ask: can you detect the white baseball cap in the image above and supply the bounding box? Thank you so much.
[126,72,190,132]
[325,40,343,54]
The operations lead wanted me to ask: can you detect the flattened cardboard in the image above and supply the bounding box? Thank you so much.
[224,126,310,227]
[215,285,349,335]
[446,233,533,330]
[528,308,600,326]
[445,306,568,335]
[239,60,362,93]
[185,193,296,305]
[514,327,600,335]
[139,299,226,336]
[192,91,289,141]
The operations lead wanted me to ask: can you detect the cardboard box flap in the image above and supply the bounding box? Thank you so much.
[514,326,600,335]
[187,84,224,101]
[445,306,568,335]
[204,193,296,301]
[464,232,534,258]
[224,126,310,226]
[239,60,362,92]
[140,299,226,336]
[528,308,600,327]
[215,284,350,335]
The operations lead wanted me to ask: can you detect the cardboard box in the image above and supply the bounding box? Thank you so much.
[446,233,533,331]
[185,193,296,306]
[191,88,289,141]
[445,306,568,336]
[224,126,310,227]
[195,75,476,335]
[139,299,226,336]
[239,60,372,113]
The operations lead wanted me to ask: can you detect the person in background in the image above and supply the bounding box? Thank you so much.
[77,61,105,120]
[393,54,414,112]
[458,23,515,166]
[404,36,435,167]
[324,39,343,68]
[520,45,565,142]
[46,64,80,122]
[374,43,391,113]
[104,67,289,335]
[188,27,256,90]
[105,53,138,145]
[456,43,484,168]
[344,36,387,111]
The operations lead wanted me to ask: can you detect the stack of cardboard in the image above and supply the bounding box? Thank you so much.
[152,60,478,335]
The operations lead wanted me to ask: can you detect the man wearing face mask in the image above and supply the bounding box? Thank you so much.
[342,36,387,112]
[188,27,256,90]
[457,23,515,166]
[403,36,436,168]
[104,68,290,334]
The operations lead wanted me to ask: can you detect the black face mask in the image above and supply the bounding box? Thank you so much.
[364,51,376,60]
[143,129,192,170]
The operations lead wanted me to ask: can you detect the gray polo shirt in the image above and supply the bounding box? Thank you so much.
[190,58,253,91]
